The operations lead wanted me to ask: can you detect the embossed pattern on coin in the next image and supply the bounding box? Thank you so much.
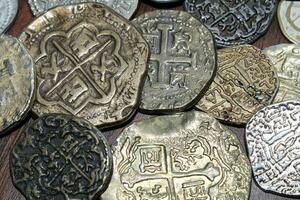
[102,111,251,200]
[0,35,35,135]
[264,44,300,103]
[133,10,216,112]
[11,114,112,200]
[246,101,300,196]
[0,0,18,34]
[196,45,279,125]
[19,3,149,128]
[184,0,276,47]
[278,1,300,45]
[28,0,138,19]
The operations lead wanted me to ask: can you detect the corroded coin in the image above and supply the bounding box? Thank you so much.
[184,0,276,47]
[102,111,251,200]
[278,1,300,45]
[196,45,279,125]
[246,100,300,196]
[11,114,112,199]
[264,44,300,103]
[19,3,149,128]
[0,35,35,135]
[133,10,216,112]
[0,0,18,34]
[28,0,138,19]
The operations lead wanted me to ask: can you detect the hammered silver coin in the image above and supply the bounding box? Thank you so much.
[0,0,18,34]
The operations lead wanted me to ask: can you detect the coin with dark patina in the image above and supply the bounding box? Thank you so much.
[133,10,216,112]
[0,35,35,135]
[19,3,149,128]
[184,0,276,47]
[102,111,251,200]
[246,100,300,196]
[0,0,18,34]
[11,114,112,200]
[196,45,279,125]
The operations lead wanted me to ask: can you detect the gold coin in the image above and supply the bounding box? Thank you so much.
[278,1,300,45]
[19,3,149,128]
[0,35,35,135]
[102,111,251,199]
[264,44,300,103]
[196,45,279,125]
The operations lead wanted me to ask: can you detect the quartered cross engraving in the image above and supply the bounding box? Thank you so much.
[0,59,14,79]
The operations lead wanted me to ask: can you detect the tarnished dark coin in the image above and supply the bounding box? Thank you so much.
[19,3,149,128]
[184,0,276,47]
[0,35,35,135]
[11,114,112,200]
[102,111,251,199]
[148,0,183,3]
[133,10,216,112]
[246,100,300,196]
[0,0,18,34]
[196,45,279,125]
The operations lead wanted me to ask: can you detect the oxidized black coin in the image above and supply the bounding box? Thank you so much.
[11,114,112,200]
[184,0,277,47]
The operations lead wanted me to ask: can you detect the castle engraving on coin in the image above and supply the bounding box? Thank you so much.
[246,101,300,196]
[102,111,251,200]
[19,3,149,127]
[196,45,279,125]
[184,0,276,47]
[0,0,18,34]
[0,35,35,135]
[133,10,216,112]
[11,114,113,200]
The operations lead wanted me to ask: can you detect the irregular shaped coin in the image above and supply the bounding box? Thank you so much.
[0,35,35,135]
[0,0,18,34]
[19,3,149,128]
[278,1,300,45]
[102,111,251,200]
[196,45,279,125]
[184,0,276,47]
[264,44,300,103]
[246,101,300,196]
[28,0,138,19]
[11,114,112,200]
[133,10,216,112]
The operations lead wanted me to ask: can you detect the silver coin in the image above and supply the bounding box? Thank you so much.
[0,0,18,34]
[28,0,138,19]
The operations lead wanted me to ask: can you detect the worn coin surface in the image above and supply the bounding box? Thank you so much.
[184,0,276,47]
[0,35,35,135]
[11,114,112,200]
[264,44,300,103]
[19,3,149,128]
[133,10,216,112]
[196,45,279,125]
[278,1,300,45]
[0,0,18,34]
[246,100,300,196]
[28,0,138,19]
[102,111,251,200]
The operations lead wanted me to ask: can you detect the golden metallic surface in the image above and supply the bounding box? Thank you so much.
[102,111,251,200]
[278,1,300,45]
[19,3,149,128]
[196,45,279,125]
[0,35,35,135]
[264,44,300,103]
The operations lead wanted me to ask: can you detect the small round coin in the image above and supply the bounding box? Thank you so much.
[246,100,300,196]
[19,3,149,128]
[184,0,276,47]
[0,35,35,135]
[196,45,279,125]
[28,0,138,19]
[0,0,18,34]
[264,44,300,103]
[133,10,216,112]
[11,114,112,200]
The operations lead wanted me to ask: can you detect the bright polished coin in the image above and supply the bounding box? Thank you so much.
[0,0,18,34]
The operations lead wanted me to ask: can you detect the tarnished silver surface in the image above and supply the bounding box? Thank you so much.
[0,0,18,34]
[28,0,138,19]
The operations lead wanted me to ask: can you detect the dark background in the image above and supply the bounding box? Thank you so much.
[0,1,296,200]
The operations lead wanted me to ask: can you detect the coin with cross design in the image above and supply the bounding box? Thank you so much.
[0,0,18,34]
[19,3,149,128]
[133,10,216,112]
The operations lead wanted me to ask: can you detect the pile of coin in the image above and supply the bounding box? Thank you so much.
[1,0,300,199]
